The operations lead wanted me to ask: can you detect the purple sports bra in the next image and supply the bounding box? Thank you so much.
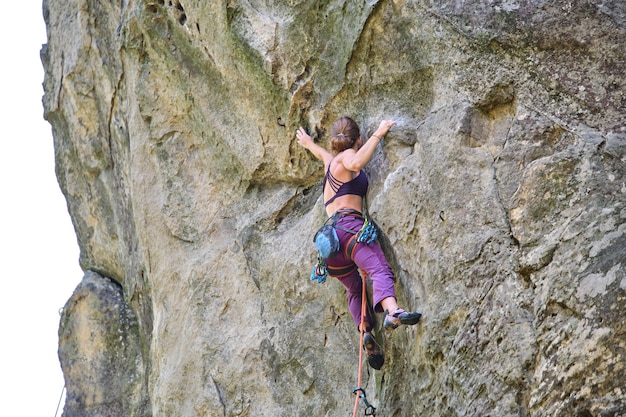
[323,161,369,207]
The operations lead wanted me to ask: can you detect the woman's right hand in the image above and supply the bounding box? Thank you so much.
[374,120,396,138]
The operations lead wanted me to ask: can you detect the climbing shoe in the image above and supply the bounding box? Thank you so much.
[363,332,384,370]
[383,308,422,331]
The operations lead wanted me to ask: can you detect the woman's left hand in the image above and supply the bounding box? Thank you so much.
[296,126,333,165]
[296,127,314,148]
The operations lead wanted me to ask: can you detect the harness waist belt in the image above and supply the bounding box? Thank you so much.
[331,209,363,220]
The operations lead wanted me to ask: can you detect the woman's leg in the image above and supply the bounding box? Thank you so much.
[351,241,396,313]
[336,270,372,329]
[327,216,372,329]
[329,215,420,330]
[352,243,422,329]
[380,297,399,314]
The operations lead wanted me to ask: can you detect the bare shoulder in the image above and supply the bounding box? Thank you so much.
[337,149,359,172]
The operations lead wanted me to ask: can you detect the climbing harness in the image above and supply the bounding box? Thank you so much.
[352,271,376,417]
[310,197,378,284]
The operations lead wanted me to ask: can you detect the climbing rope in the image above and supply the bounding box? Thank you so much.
[352,271,376,417]
[54,385,65,417]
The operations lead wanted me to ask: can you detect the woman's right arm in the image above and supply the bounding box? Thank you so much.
[342,120,396,171]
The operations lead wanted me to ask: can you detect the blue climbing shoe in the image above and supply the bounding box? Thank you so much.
[363,332,384,370]
[383,308,422,331]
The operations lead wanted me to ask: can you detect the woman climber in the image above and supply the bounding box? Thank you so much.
[296,116,421,370]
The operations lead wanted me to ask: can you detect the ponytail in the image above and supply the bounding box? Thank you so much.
[330,117,360,154]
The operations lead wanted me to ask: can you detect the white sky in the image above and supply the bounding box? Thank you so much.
[0,2,82,416]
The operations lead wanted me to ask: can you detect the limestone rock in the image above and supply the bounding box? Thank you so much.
[59,271,145,417]
[43,0,626,416]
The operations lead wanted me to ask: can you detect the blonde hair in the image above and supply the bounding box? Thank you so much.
[330,116,360,154]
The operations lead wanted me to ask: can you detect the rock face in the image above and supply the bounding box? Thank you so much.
[42,1,625,416]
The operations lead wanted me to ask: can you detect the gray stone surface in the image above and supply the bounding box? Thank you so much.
[59,271,145,417]
[43,0,625,416]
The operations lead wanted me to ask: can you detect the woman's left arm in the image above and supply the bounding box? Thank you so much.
[296,127,333,166]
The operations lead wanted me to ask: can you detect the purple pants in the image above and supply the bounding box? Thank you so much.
[326,215,396,328]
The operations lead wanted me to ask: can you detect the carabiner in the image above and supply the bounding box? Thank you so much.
[353,388,377,416]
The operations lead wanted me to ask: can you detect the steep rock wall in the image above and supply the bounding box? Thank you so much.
[42,0,626,416]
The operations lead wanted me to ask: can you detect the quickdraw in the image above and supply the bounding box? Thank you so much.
[353,388,376,416]
[310,258,328,284]
[356,217,377,244]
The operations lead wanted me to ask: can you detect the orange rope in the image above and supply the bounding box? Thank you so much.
[352,270,368,417]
